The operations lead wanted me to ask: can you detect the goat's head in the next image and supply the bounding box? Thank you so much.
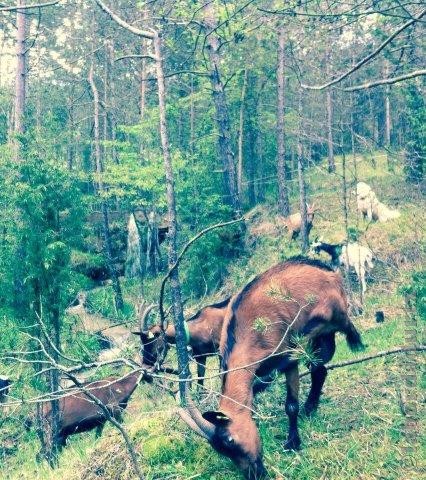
[133,325,168,367]
[0,376,11,403]
[179,394,266,479]
[202,410,266,479]
[306,202,317,223]
[310,235,324,255]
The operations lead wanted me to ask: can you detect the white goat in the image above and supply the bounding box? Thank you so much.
[311,238,374,294]
[340,243,374,294]
[356,182,400,222]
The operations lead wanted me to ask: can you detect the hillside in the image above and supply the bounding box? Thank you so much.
[2,153,424,480]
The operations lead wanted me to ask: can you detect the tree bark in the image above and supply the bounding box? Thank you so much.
[237,68,247,198]
[88,63,124,312]
[203,2,241,218]
[153,32,190,398]
[325,46,335,173]
[13,0,27,160]
[326,88,335,173]
[297,91,308,252]
[246,72,258,207]
[276,26,290,215]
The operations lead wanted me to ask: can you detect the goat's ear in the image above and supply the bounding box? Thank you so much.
[203,411,231,426]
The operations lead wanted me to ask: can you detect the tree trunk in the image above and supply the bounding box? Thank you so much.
[297,92,308,252]
[276,26,290,215]
[13,0,27,160]
[237,69,247,198]
[153,33,190,398]
[246,72,257,207]
[325,48,335,173]
[203,2,241,218]
[326,88,335,173]
[66,93,75,170]
[88,63,124,312]
[190,76,195,155]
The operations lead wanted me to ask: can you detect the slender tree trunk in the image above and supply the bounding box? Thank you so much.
[257,130,265,202]
[246,72,257,207]
[153,33,190,398]
[66,95,75,170]
[13,0,27,160]
[297,92,308,252]
[276,26,290,215]
[189,76,195,155]
[384,61,392,170]
[326,88,335,173]
[325,49,335,173]
[203,2,241,218]
[237,68,247,198]
[88,63,124,312]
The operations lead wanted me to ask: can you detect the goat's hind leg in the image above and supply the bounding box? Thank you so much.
[284,364,301,451]
[303,333,335,417]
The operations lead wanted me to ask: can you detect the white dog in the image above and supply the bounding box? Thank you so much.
[356,182,400,222]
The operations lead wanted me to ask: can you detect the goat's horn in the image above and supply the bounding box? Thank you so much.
[139,303,157,332]
[178,388,215,440]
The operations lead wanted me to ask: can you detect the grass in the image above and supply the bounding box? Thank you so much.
[2,151,425,480]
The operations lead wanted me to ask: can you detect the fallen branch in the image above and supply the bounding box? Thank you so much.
[159,217,244,326]
[300,345,426,378]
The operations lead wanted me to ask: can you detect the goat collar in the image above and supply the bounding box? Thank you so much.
[183,321,191,345]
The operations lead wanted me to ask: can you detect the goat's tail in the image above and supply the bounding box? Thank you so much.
[344,321,365,352]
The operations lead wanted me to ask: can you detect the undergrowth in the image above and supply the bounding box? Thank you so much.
[2,152,424,480]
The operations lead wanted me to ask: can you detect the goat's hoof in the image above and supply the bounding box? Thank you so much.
[284,437,301,451]
[301,402,318,417]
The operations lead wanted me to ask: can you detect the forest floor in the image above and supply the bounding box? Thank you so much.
[2,152,425,480]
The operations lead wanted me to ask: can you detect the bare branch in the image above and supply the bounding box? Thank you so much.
[300,345,426,378]
[115,54,157,62]
[93,0,155,39]
[302,8,426,90]
[159,217,244,326]
[344,69,426,91]
[0,1,59,11]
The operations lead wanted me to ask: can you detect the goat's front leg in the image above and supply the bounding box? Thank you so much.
[284,364,301,450]
[354,265,367,294]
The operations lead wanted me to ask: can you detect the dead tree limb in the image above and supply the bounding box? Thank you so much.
[158,217,244,326]
[344,69,426,91]
[300,346,426,378]
[301,9,425,90]
[0,1,59,11]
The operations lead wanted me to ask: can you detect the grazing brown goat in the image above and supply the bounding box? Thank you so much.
[181,257,363,480]
[36,371,142,449]
[281,203,317,240]
[134,298,231,387]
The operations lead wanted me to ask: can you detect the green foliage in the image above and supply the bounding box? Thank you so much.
[399,270,426,320]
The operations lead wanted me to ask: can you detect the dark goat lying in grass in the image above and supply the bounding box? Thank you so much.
[180,257,364,480]
[134,298,231,388]
[31,371,142,449]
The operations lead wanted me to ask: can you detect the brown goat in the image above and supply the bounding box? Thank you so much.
[134,298,231,387]
[281,203,317,240]
[181,257,363,480]
[36,371,142,449]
